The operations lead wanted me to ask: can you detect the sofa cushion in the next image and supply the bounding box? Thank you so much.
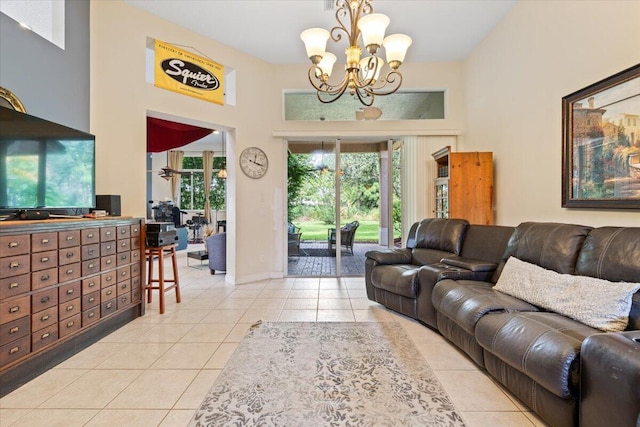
[413,218,468,254]
[493,222,593,281]
[476,312,599,399]
[432,279,538,335]
[370,264,419,299]
[494,257,640,332]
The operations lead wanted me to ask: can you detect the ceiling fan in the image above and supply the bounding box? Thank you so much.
[148,152,192,181]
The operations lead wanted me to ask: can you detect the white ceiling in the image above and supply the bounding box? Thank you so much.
[125,0,516,65]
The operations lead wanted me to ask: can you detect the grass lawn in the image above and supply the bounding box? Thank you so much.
[293,220,380,242]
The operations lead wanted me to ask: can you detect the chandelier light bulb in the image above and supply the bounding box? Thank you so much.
[300,28,330,64]
[317,52,337,78]
[383,34,412,69]
[360,57,384,82]
[357,13,390,54]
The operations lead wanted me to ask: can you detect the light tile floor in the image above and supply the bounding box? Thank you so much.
[0,247,549,427]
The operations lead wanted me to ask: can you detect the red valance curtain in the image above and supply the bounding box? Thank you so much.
[147,117,214,153]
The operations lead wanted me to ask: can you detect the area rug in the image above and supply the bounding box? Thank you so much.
[189,322,466,427]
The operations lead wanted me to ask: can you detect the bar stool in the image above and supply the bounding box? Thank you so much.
[145,244,181,314]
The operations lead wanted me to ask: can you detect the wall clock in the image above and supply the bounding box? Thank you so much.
[239,146,268,179]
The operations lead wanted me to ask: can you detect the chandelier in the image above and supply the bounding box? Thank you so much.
[300,0,412,106]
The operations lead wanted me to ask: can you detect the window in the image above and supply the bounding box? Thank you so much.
[179,156,226,210]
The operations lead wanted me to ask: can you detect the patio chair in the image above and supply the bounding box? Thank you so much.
[288,221,302,257]
[327,221,359,255]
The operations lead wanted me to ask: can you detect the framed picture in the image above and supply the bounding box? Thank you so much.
[562,63,640,208]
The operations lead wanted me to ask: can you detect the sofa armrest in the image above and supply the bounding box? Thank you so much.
[441,256,497,272]
[580,331,640,427]
[365,248,412,265]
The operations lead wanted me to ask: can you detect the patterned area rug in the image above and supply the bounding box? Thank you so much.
[190,322,466,427]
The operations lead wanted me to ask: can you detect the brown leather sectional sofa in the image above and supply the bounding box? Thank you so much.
[365,218,640,427]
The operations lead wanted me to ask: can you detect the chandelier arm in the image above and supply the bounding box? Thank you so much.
[307,65,351,96]
[330,0,351,44]
[353,87,375,107]
[363,70,403,97]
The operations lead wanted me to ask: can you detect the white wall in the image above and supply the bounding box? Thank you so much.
[90,1,467,283]
[463,1,640,227]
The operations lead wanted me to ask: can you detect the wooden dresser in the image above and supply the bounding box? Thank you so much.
[0,217,145,397]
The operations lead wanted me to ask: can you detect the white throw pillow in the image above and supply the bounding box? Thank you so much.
[494,257,640,332]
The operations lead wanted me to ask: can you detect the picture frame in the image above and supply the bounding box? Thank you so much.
[562,63,640,209]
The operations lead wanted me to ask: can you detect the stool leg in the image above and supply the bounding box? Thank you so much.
[170,247,181,303]
[158,248,165,314]
[147,253,154,304]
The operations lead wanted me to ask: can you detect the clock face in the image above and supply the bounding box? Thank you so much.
[239,147,268,179]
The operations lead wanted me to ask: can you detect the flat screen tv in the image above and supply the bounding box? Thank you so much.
[0,107,96,216]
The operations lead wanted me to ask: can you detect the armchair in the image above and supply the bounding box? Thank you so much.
[328,221,359,255]
[288,221,302,257]
[205,232,226,274]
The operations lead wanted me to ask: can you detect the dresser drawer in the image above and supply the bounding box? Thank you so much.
[31,288,58,313]
[82,291,100,310]
[82,276,100,295]
[31,306,58,332]
[101,270,117,288]
[131,275,141,293]
[100,227,116,242]
[101,241,117,256]
[117,279,131,296]
[131,223,141,237]
[59,297,81,321]
[131,286,141,304]
[0,254,30,279]
[116,238,130,253]
[130,259,141,277]
[117,293,131,310]
[117,251,131,266]
[31,325,58,352]
[101,298,117,317]
[82,259,101,277]
[101,255,116,271]
[59,263,81,283]
[101,285,116,301]
[81,228,100,245]
[0,335,30,367]
[31,250,58,272]
[0,235,30,257]
[31,232,57,253]
[131,236,141,250]
[0,315,30,346]
[31,267,58,291]
[58,230,80,249]
[117,225,131,240]
[0,295,30,325]
[59,313,81,338]
[81,243,100,261]
[0,274,30,300]
[82,307,100,327]
[59,246,81,266]
[59,281,81,304]
[116,266,131,283]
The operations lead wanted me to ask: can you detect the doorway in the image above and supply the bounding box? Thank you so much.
[287,139,401,277]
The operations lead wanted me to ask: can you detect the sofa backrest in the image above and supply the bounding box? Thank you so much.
[575,227,640,330]
[492,222,593,282]
[460,225,515,263]
[413,218,469,253]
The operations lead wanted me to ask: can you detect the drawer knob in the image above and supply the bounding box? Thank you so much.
[88,282,96,288]
[121,242,127,247]
[121,284,127,289]
[9,346,20,354]
[41,314,49,321]
[106,245,112,250]
[106,290,113,295]
[40,296,50,303]
[66,236,74,241]
[87,233,94,238]
[9,306,20,313]
[88,312,95,318]
[106,231,112,236]
[88,249,95,255]
[106,302,113,309]
[8,242,19,248]
[66,252,74,258]
[121,297,127,302]
[89,263,95,269]
[66,321,75,328]
[106,276,112,282]
[9,262,20,269]
[66,269,73,275]
[41,238,49,244]
[9,326,20,334]
[66,305,74,311]
[121,271,127,276]
[41,332,50,339]
[9,282,19,289]
[106,259,112,265]
[41,274,50,281]
[121,229,126,234]
[66,289,74,295]
[89,297,95,302]
[41,257,49,262]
